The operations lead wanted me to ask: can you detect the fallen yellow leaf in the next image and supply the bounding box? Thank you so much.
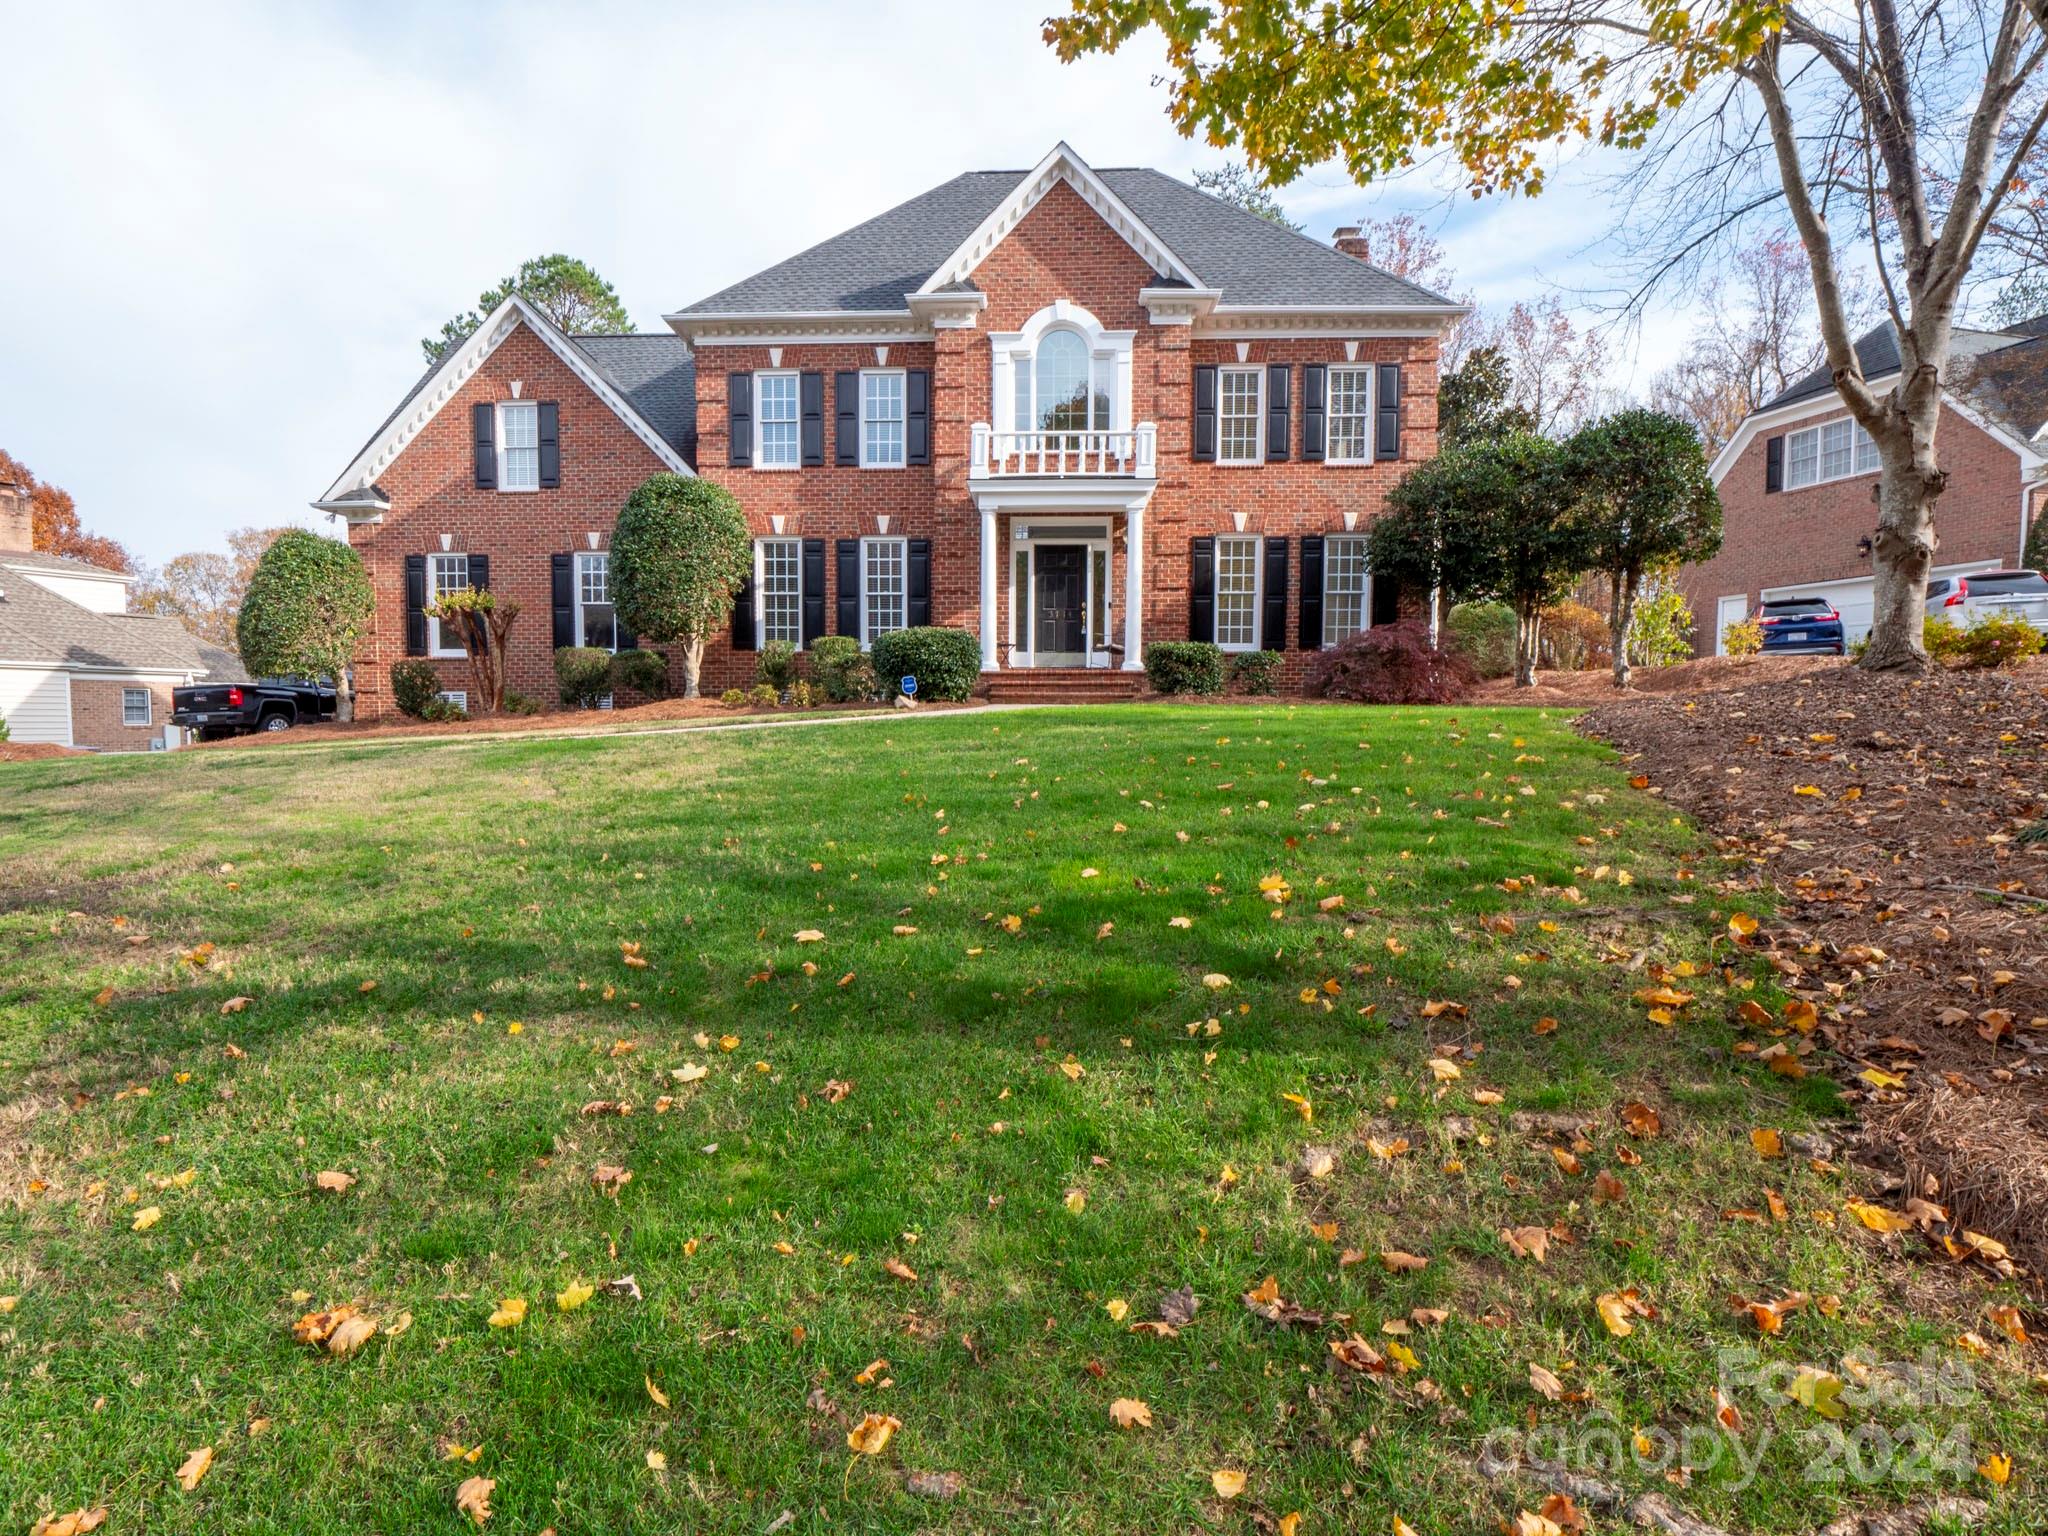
[1211,1469,1247,1499]
[556,1281,595,1312]
[487,1298,527,1329]
[847,1412,902,1455]
[1109,1397,1152,1428]
[174,1445,214,1492]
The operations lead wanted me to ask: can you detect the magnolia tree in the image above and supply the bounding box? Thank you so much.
[237,529,373,721]
[1565,410,1723,690]
[1049,0,2048,672]
[611,475,751,698]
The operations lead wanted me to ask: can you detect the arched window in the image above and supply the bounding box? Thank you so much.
[1015,327,1110,433]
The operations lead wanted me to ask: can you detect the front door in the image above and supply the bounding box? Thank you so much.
[1035,545,1086,665]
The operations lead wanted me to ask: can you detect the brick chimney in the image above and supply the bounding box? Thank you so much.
[0,479,31,554]
[1332,225,1372,260]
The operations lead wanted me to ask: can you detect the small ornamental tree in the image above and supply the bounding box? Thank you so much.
[611,475,752,699]
[426,586,520,714]
[237,529,374,721]
[1564,409,1723,690]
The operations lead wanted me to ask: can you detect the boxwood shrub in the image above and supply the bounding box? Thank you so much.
[1143,640,1225,695]
[1229,649,1282,694]
[809,635,877,702]
[610,648,669,698]
[555,646,615,708]
[389,659,441,719]
[870,627,980,701]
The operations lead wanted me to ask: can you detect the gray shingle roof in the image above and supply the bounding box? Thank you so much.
[570,334,697,463]
[674,167,1459,315]
[1,548,130,578]
[0,571,217,673]
[1762,322,2029,412]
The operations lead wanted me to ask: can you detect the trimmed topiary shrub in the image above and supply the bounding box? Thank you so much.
[870,627,980,701]
[809,635,877,702]
[238,529,374,721]
[555,646,615,708]
[389,659,440,719]
[1306,623,1474,704]
[1445,601,1515,679]
[1143,640,1225,695]
[610,648,668,698]
[611,474,752,698]
[757,639,799,692]
[1229,649,1282,694]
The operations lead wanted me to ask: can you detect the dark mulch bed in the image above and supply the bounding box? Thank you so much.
[1580,658,2048,1278]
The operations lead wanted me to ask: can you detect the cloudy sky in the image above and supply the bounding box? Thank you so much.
[3,0,1692,567]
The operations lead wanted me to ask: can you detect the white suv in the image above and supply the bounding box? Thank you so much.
[1926,569,2048,631]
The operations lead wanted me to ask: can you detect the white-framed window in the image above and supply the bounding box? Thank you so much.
[122,687,151,726]
[1218,367,1262,464]
[576,551,616,652]
[862,537,907,643]
[1215,535,1261,649]
[1015,327,1111,434]
[499,401,539,491]
[1322,535,1371,646]
[861,371,906,468]
[756,372,800,469]
[428,552,470,657]
[1326,367,1373,464]
[757,537,803,647]
[1784,416,1879,489]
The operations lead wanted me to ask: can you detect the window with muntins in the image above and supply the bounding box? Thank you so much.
[1322,536,1370,645]
[1218,368,1262,462]
[122,687,151,726]
[1327,367,1372,464]
[863,537,907,642]
[1016,328,1110,433]
[1215,535,1260,648]
[862,372,905,467]
[576,552,616,651]
[758,537,803,646]
[500,402,539,491]
[1784,417,1877,489]
[428,552,469,656]
[757,374,800,468]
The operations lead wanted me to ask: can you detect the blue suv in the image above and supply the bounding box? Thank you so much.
[1755,597,1846,655]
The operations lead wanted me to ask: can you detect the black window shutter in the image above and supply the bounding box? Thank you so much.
[1298,535,1325,649]
[473,403,496,489]
[908,538,932,628]
[404,554,427,656]
[801,538,826,646]
[835,372,860,466]
[1189,535,1215,640]
[1266,365,1291,462]
[1262,536,1288,651]
[551,553,574,649]
[728,373,753,468]
[1765,435,1784,493]
[1375,364,1402,460]
[1370,569,1399,628]
[537,402,560,487]
[1302,365,1327,462]
[466,554,490,654]
[907,370,931,466]
[835,540,861,636]
[1193,366,1218,463]
[731,568,757,651]
[800,372,825,466]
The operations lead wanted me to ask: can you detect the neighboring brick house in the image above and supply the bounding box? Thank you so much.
[1683,319,2048,653]
[317,144,1464,713]
[0,481,235,750]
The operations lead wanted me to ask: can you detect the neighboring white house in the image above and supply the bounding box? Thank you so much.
[0,480,235,750]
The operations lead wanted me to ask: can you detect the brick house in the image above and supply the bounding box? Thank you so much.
[0,481,237,750]
[1682,319,2048,652]
[317,144,1464,713]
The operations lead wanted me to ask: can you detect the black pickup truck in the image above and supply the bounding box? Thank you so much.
[172,679,337,739]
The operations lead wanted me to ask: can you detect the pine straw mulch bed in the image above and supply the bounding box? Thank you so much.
[1579,657,2048,1284]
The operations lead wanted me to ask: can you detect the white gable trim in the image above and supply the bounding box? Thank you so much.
[1710,373,2043,487]
[317,295,692,506]
[917,142,1202,295]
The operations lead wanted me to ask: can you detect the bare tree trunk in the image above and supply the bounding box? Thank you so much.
[1609,568,1638,691]
[1861,430,1945,669]
[335,669,355,723]
[1514,603,1541,687]
[680,636,704,699]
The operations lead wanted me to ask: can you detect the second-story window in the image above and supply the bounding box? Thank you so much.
[1326,367,1373,464]
[1017,328,1110,434]
[757,373,800,468]
[861,372,905,467]
[1785,417,1878,489]
[500,402,540,490]
[1218,367,1262,463]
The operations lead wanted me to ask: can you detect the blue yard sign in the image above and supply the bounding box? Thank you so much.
[901,675,919,697]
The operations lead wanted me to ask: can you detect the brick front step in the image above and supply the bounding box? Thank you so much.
[984,668,1145,704]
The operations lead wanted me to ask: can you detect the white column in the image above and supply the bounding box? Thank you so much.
[1122,504,1145,671]
[980,507,1001,671]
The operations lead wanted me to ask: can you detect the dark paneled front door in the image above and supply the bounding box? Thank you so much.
[1034,545,1086,663]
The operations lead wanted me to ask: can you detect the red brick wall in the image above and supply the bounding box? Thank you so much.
[1682,400,2027,654]
[70,678,173,752]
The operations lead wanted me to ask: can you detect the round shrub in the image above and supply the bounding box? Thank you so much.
[1229,649,1282,694]
[748,683,780,707]
[1955,612,2045,668]
[1306,624,1475,704]
[1143,640,1225,695]
[238,529,374,720]
[1445,601,1514,679]
[555,646,615,707]
[610,648,669,698]
[870,627,980,701]
[389,659,441,719]
[611,474,752,697]
[720,688,747,707]
[809,635,876,702]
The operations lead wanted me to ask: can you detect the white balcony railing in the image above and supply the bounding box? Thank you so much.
[970,423,1157,477]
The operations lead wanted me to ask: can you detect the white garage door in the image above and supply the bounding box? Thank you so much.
[1763,561,2004,644]
[0,665,74,744]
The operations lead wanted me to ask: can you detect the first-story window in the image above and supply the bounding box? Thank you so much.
[1215,535,1260,649]
[1218,367,1262,463]
[576,552,616,651]
[861,372,906,467]
[757,372,800,468]
[122,687,152,726]
[1326,367,1372,464]
[1322,536,1370,646]
[428,552,470,656]
[758,537,803,646]
[863,537,907,642]
[500,401,539,491]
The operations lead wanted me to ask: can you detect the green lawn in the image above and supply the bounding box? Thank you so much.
[2,706,2038,1535]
